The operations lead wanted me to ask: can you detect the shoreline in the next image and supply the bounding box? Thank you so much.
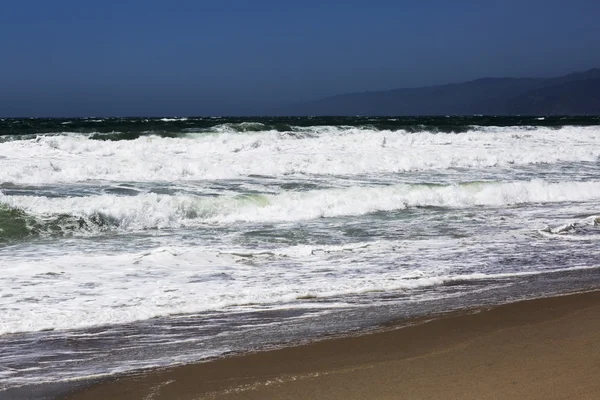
[58,289,600,400]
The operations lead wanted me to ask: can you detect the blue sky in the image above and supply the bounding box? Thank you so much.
[1,0,599,116]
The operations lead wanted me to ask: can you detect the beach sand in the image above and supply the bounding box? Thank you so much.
[63,291,600,400]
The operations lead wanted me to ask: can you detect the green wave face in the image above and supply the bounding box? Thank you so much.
[0,206,118,242]
[0,206,31,241]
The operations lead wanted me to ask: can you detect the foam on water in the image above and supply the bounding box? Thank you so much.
[159,118,188,122]
[538,215,600,240]
[2,238,597,335]
[0,126,599,184]
[2,180,600,236]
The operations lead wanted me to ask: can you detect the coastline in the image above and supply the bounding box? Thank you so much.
[60,290,600,400]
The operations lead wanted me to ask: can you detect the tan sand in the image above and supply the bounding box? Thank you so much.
[64,290,600,400]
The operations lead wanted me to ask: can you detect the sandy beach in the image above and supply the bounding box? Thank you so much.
[61,290,600,400]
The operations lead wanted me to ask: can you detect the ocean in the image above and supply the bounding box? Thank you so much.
[2,116,600,396]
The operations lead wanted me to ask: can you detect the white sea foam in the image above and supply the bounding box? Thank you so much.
[2,180,600,230]
[1,126,599,184]
[538,215,600,240]
[159,117,188,122]
[2,239,596,334]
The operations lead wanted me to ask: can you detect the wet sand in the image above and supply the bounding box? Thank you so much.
[63,291,600,400]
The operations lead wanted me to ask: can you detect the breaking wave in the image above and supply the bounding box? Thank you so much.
[2,116,599,137]
[1,125,600,184]
[2,180,600,239]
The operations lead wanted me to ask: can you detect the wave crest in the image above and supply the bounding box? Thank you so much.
[1,126,600,184]
[2,180,600,238]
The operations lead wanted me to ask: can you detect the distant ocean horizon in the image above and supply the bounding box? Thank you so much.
[2,116,600,395]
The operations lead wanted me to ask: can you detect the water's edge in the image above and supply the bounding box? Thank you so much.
[3,266,599,400]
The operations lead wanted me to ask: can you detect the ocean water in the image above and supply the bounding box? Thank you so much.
[2,116,600,394]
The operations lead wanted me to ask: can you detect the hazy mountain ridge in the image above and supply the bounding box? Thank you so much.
[283,69,600,116]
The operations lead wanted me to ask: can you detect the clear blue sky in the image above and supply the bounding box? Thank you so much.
[1,0,599,116]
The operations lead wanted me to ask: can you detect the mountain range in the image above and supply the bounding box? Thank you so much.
[279,68,600,116]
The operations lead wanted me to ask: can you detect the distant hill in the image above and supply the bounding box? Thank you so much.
[280,68,600,116]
